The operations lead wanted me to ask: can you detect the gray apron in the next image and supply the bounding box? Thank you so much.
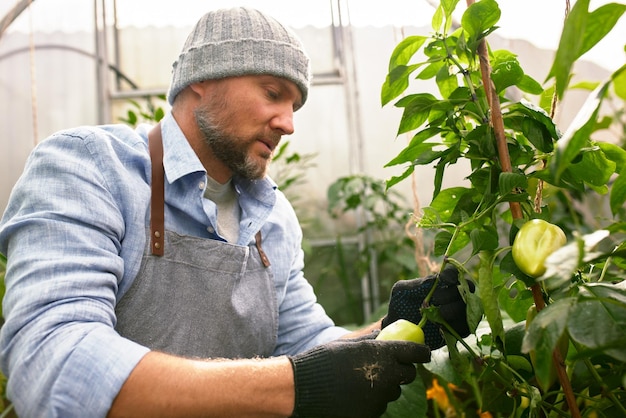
[115,124,277,359]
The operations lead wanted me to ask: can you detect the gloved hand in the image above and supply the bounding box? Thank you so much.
[289,337,430,418]
[382,265,475,350]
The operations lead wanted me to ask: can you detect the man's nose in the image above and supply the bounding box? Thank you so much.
[270,107,295,135]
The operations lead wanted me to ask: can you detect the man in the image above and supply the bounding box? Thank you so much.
[0,7,471,417]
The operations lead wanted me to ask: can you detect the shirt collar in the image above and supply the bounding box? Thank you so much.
[160,112,205,184]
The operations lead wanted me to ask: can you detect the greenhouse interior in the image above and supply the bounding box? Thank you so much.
[0,0,625,417]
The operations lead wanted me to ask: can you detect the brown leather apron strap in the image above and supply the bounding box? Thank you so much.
[148,123,165,256]
[255,231,271,268]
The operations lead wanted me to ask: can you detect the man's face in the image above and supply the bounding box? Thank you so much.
[194,75,302,180]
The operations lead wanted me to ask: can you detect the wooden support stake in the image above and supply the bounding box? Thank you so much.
[465,1,580,416]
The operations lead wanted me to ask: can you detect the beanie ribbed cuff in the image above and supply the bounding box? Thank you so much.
[289,347,335,417]
[167,7,311,105]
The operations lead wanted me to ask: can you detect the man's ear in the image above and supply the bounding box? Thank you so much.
[172,81,208,109]
[188,80,208,97]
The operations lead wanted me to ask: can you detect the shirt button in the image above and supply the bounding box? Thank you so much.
[199,181,205,190]
[207,226,215,234]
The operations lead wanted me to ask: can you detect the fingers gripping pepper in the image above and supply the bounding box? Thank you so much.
[382,265,475,349]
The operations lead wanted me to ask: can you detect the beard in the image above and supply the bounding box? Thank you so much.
[194,103,273,180]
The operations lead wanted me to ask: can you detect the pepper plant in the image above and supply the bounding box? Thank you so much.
[380,0,626,417]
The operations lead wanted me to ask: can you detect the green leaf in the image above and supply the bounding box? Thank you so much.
[580,282,626,308]
[570,80,601,91]
[126,110,137,125]
[598,141,626,174]
[506,100,560,141]
[415,148,447,166]
[433,230,453,256]
[154,107,165,122]
[539,241,582,291]
[498,280,534,323]
[500,251,536,287]
[424,36,458,59]
[571,148,615,189]
[516,74,544,95]
[416,60,445,80]
[535,165,584,192]
[465,125,496,161]
[613,64,626,100]
[490,50,524,93]
[522,298,575,386]
[568,283,626,362]
[546,0,589,99]
[579,3,626,59]
[480,362,517,413]
[505,116,554,153]
[542,230,610,291]
[381,374,427,418]
[498,172,528,196]
[470,226,499,255]
[395,93,439,134]
[538,84,556,114]
[433,229,470,256]
[431,3,444,32]
[386,166,415,190]
[594,115,613,131]
[382,64,423,106]
[435,64,459,99]
[552,81,609,181]
[461,0,501,39]
[441,0,462,23]
[422,187,470,224]
[385,127,441,166]
[385,142,434,168]
[433,145,461,198]
[388,35,428,70]
[435,0,462,34]
[610,172,626,216]
[478,250,505,349]
[424,352,466,388]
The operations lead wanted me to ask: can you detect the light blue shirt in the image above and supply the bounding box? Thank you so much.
[0,112,348,417]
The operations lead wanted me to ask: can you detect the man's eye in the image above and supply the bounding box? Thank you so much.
[267,90,279,100]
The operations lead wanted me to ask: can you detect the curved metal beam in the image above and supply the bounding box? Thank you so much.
[0,43,139,89]
[0,0,37,41]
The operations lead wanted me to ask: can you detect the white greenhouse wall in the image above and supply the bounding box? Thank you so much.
[0,19,616,236]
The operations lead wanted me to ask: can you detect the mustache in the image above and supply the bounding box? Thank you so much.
[257,133,282,152]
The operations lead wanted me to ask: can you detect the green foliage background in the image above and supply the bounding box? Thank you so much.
[378,0,626,417]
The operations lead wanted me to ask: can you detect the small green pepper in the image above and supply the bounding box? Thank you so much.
[512,219,566,278]
[377,319,425,344]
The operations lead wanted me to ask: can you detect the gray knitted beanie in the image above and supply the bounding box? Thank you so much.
[167,7,311,105]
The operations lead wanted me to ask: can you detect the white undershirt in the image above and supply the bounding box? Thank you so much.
[203,176,241,243]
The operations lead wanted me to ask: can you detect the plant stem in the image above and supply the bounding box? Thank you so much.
[443,38,489,123]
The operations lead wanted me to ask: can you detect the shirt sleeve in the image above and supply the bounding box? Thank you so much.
[0,129,151,417]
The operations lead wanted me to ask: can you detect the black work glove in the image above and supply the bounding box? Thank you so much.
[382,265,475,350]
[289,337,431,418]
